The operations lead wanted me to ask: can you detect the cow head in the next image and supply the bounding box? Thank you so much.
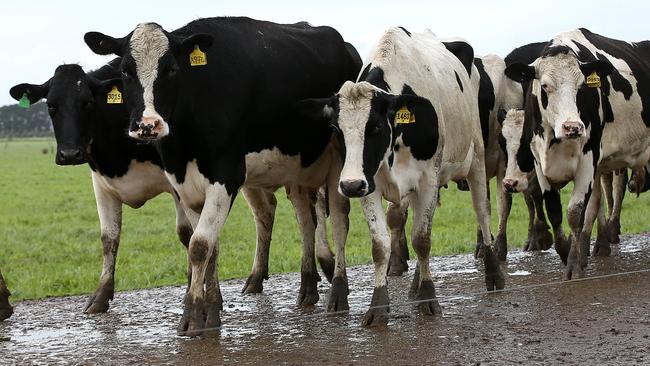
[497,108,529,193]
[299,81,431,198]
[84,23,213,140]
[504,45,613,140]
[9,65,118,165]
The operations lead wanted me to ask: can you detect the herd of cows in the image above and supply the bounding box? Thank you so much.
[1,17,649,337]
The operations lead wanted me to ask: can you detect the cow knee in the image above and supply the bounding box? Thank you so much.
[412,235,430,259]
[189,236,210,264]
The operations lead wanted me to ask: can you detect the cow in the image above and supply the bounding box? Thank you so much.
[504,28,650,279]
[84,17,361,335]
[300,28,505,326]
[0,269,12,321]
[628,163,649,194]
[9,60,336,314]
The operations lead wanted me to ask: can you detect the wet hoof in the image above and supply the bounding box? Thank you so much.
[297,271,320,307]
[362,286,389,327]
[408,266,421,299]
[178,295,208,337]
[554,235,570,265]
[607,220,621,244]
[387,255,408,276]
[494,234,507,262]
[83,285,114,314]
[327,276,350,312]
[531,221,554,251]
[483,247,505,291]
[241,273,267,294]
[204,286,223,332]
[0,296,12,321]
[415,280,442,316]
[317,254,336,284]
[592,240,612,257]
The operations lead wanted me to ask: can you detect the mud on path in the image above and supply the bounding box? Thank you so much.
[2,234,649,365]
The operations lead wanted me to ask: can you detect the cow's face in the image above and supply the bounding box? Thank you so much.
[505,46,613,140]
[498,109,529,193]
[84,23,213,141]
[298,81,431,198]
[10,65,116,165]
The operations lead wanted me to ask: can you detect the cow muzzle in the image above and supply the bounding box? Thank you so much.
[339,179,368,198]
[130,116,168,140]
[560,121,585,139]
[502,178,525,193]
[56,147,86,165]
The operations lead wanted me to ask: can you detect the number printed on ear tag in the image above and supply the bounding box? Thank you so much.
[190,45,207,66]
[106,86,123,104]
[586,71,601,88]
[395,105,415,124]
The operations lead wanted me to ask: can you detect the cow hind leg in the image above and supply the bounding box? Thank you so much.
[593,187,611,257]
[326,177,351,313]
[315,187,335,283]
[387,200,409,276]
[607,170,626,244]
[529,181,554,251]
[173,193,195,295]
[494,168,512,261]
[241,188,277,294]
[0,270,13,321]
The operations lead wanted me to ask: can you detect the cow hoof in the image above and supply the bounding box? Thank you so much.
[554,235,570,265]
[387,257,408,276]
[415,280,442,316]
[83,287,114,314]
[494,234,507,262]
[607,221,621,244]
[593,241,612,257]
[297,271,320,307]
[327,276,350,312]
[0,306,12,321]
[474,243,485,259]
[241,273,266,294]
[317,255,336,284]
[531,222,554,251]
[362,286,389,327]
[563,249,585,280]
[483,248,505,291]
[178,296,208,337]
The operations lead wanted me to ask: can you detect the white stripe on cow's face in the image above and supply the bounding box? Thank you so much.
[501,109,529,192]
[129,23,170,139]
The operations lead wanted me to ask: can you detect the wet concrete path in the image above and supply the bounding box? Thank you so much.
[1,234,649,365]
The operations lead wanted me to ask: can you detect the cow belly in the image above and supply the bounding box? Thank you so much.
[93,161,170,208]
[600,125,650,171]
[244,147,332,190]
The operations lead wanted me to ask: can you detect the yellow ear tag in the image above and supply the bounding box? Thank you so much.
[190,45,207,66]
[586,72,601,88]
[106,86,123,104]
[395,105,415,124]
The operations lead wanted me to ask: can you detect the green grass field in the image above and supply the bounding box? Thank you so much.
[1,138,649,301]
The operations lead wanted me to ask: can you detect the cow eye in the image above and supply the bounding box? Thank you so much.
[168,65,179,77]
[47,103,57,115]
[121,69,132,79]
[541,83,551,92]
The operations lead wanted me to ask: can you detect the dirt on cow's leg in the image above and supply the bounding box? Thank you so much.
[387,202,409,276]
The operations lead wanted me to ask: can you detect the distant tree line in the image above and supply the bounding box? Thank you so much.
[0,102,53,138]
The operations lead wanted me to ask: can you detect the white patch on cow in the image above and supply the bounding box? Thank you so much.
[129,23,170,138]
[165,160,210,212]
[91,161,170,208]
[501,109,529,191]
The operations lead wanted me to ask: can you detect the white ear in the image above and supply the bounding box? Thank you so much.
[377,162,401,204]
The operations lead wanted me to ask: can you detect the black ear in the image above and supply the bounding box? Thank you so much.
[389,93,433,115]
[497,109,507,125]
[9,82,50,104]
[580,59,614,78]
[84,31,126,56]
[175,33,214,54]
[504,63,536,82]
[88,76,123,96]
[296,96,339,126]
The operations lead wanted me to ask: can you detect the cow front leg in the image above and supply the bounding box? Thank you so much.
[592,178,611,257]
[315,187,335,283]
[387,200,409,276]
[178,184,232,337]
[84,179,122,314]
[0,270,13,321]
[410,183,442,315]
[326,175,351,312]
[286,186,320,307]
[172,192,195,294]
[360,191,391,326]
[240,188,277,294]
[529,179,554,251]
[494,168,512,261]
[563,161,595,280]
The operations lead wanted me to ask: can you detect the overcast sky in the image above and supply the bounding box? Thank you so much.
[1,0,648,106]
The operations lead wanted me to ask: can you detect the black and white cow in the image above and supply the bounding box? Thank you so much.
[628,163,649,194]
[504,29,650,279]
[302,28,505,325]
[84,17,361,335]
[0,269,12,321]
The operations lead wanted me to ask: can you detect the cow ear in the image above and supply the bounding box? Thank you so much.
[497,109,507,125]
[89,76,123,97]
[84,32,126,56]
[389,93,432,116]
[9,81,50,104]
[296,96,339,126]
[580,59,614,78]
[176,33,214,54]
[505,63,536,82]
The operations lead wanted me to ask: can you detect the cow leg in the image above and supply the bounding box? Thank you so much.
[494,167,512,261]
[241,188,276,294]
[467,154,505,291]
[326,174,351,312]
[286,186,320,307]
[529,180,554,251]
[387,200,409,276]
[178,184,232,337]
[410,182,442,315]
[593,179,611,257]
[360,190,391,326]
[84,180,122,314]
[522,190,536,251]
[315,187,335,283]
[607,170,626,244]
[0,269,13,321]
[172,192,194,294]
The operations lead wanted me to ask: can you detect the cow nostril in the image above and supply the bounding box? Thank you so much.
[339,180,367,196]
[153,118,161,127]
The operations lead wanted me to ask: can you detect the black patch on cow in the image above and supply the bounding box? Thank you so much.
[549,136,561,147]
[361,93,395,192]
[579,28,650,128]
[442,41,474,77]
[540,88,548,109]
[541,44,574,58]
[504,42,549,102]
[595,52,633,100]
[396,84,439,161]
[517,87,539,173]
[359,63,372,81]
[543,189,563,231]
[474,57,494,147]
[454,71,463,92]
[398,27,411,37]
[497,134,507,155]
[577,85,602,165]
[363,66,391,92]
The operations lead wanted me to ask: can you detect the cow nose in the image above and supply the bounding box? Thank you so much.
[562,121,584,138]
[339,179,368,197]
[502,178,519,193]
[137,117,161,136]
[57,148,85,165]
